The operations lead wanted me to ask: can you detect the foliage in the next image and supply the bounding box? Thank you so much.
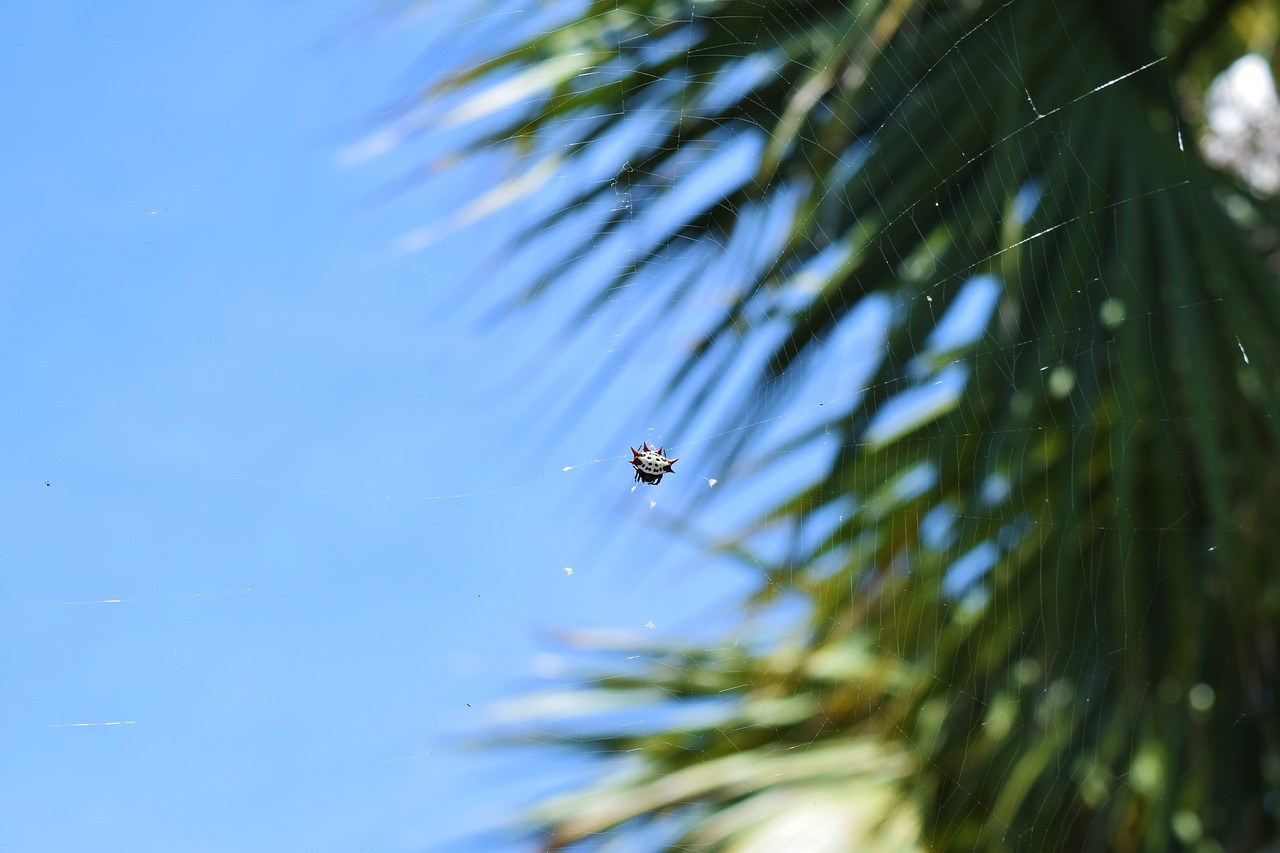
[383,0,1280,848]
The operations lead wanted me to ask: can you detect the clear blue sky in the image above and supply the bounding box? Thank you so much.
[0,3,754,850]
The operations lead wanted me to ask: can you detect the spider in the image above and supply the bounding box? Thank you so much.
[630,442,678,485]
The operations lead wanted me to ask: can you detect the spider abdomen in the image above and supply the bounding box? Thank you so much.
[629,442,678,485]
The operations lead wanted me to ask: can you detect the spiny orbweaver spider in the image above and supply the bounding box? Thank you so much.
[630,442,678,485]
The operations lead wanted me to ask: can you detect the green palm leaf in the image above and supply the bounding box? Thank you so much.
[376,0,1280,848]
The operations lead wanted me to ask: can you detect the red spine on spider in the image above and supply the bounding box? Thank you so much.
[630,442,678,485]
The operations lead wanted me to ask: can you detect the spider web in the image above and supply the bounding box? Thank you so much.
[8,2,1278,852]
[342,1,1280,850]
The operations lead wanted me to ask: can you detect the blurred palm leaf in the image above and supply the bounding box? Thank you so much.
[375,0,1280,848]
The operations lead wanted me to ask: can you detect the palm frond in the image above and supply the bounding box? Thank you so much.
[378,0,1280,848]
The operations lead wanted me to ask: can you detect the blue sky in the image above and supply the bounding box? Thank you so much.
[0,3,756,850]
